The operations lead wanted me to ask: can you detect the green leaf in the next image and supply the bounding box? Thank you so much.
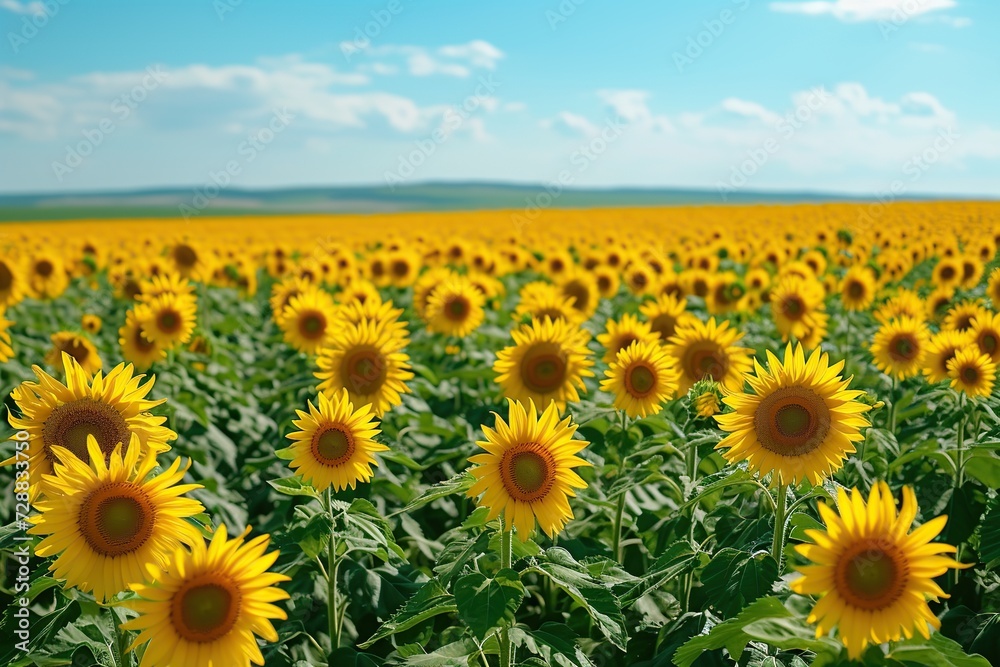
[399,638,483,666]
[268,475,320,499]
[888,632,992,667]
[526,547,628,651]
[359,580,456,649]
[511,622,595,667]
[701,548,779,617]
[673,596,790,667]
[617,541,697,607]
[342,498,406,561]
[980,498,1000,569]
[389,472,474,518]
[742,616,842,654]
[454,568,524,640]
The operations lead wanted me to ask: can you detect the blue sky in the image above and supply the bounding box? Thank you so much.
[1,0,997,196]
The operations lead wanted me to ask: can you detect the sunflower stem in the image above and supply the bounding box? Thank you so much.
[771,482,788,569]
[956,392,967,488]
[108,605,130,667]
[498,515,514,667]
[612,411,630,564]
[888,375,899,434]
[326,488,343,655]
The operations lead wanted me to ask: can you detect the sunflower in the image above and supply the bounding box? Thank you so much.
[424,276,486,338]
[0,310,13,363]
[9,352,175,499]
[947,346,996,398]
[601,341,678,418]
[692,381,722,418]
[28,252,69,300]
[959,254,984,289]
[932,256,963,289]
[136,292,197,350]
[45,331,102,375]
[875,288,925,324]
[29,436,204,602]
[122,524,290,667]
[557,268,600,319]
[666,317,753,394]
[870,317,930,380]
[119,309,168,371]
[493,317,594,411]
[467,399,590,538]
[715,344,870,485]
[138,272,197,302]
[596,314,659,364]
[639,293,692,344]
[168,240,210,280]
[987,268,1000,307]
[81,313,102,334]
[334,294,409,345]
[337,278,381,306]
[797,310,829,350]
[269,276,314,319]
[592,265,620,298]
[942,299,989,333]
[623,261,657,296]
[839,266,876,311]
[282,389,386,492]
[923,329,975,384]
[745,267,771,294]
[514,282,581,325]
[278,286,337,355]
[707,272,745,314]
[0,255,26,307]
[315,318,413,416]
[770,275,826,342]
[925,287,955,322]
[971,312,1000,363]
[413,267,457,317]
[790,482,971,659]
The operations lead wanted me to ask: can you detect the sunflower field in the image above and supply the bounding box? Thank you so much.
[2,202,1000,667]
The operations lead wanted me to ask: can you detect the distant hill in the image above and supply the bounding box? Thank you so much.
[0,182,970,222]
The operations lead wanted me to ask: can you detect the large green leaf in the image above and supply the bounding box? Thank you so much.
[525,547,628,651]
[454,568,524,640]
[511,623,595,667]
[701,548,779,617]
[359,580,457,649]
[888,633,992,667]
[673,597,800,667]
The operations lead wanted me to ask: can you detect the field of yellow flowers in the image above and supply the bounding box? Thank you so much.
[1,201,1000,667]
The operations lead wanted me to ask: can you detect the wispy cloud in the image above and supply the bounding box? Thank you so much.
[0,0,45,15]
[340,40,504,78]
[769,0,956,22]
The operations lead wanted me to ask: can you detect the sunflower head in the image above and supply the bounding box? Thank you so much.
[45,331,102,375]
[493,317,595,412]
[947,346,996,399]
[924,329,975,383]
[971,312,1000,363]
[122,524,290,667]
[666,317,753,394]
[424,275,486,338]
[870,316,930,380]
[600,340,678,419]
[791,482,971,659]
[715,344,871,485]
[282,389,387,492]
[29,435,204,602]
[467,399,590,538]
[596,313,658,364]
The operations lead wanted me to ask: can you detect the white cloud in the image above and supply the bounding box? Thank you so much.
[339,40,504,79]
[0,0,45,15]
[542,112,600,137]
[503,101,527,112]
[0,55,496,140]
[769,0,956,22]
[597,89,673,132]
[721,98,782,125]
